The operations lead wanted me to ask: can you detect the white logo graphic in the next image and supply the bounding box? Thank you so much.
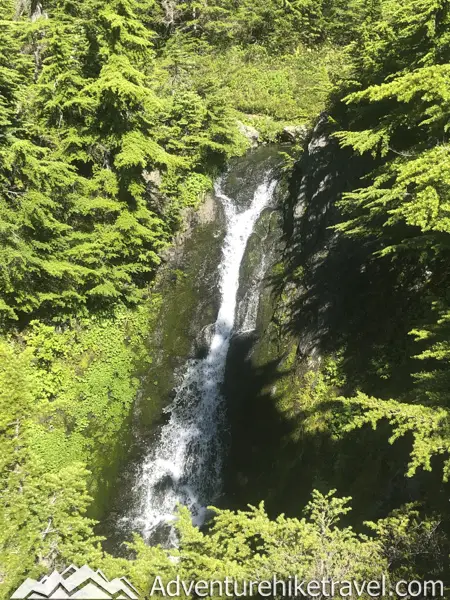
[10,564,139,600]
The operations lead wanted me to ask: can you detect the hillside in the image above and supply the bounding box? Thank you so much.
[1,0,450,598]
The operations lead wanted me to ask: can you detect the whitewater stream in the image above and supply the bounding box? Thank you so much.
[129,170,278,542]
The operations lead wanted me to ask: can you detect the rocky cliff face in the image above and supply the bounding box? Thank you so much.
[278,111,409,367]
[221,118,421,522]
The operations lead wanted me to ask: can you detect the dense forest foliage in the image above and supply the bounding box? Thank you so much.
[332,0,450,480]
[258,0,450,591]
[1,0,450,598]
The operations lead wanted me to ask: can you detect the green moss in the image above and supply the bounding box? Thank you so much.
[2,296,162,520]
[136,217,224,431]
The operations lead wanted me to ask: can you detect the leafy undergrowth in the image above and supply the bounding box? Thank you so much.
[0,297,162,592]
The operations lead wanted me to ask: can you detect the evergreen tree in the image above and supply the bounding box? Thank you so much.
[327,0,450,480]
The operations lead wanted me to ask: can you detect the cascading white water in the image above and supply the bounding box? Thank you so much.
[132,174,277,541]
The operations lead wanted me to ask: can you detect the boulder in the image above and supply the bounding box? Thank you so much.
[237,121,260,147]
[280,124,308,143]
[143,168,162,188]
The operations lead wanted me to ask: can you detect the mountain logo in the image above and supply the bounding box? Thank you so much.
[10,564,139,600]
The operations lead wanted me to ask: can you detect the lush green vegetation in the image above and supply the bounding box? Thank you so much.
[257,0,450,592]
[0,0,351,594]
[275,0,450,491]
[331,0,450,481]
[100,490,444,595]
[2,0,450,597]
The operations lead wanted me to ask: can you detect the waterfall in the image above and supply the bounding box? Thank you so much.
[131,172,277,542]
